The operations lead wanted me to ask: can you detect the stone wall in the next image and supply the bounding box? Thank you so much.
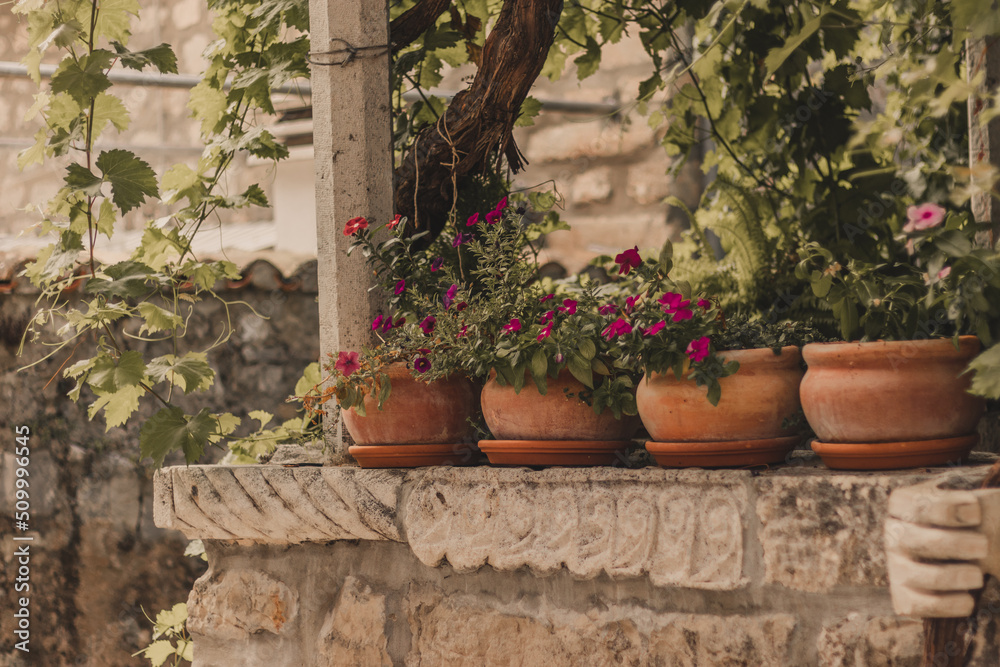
[0,267,319,666]
[155,462,1000,666]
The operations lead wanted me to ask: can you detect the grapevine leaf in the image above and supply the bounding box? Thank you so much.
[137,302,183,335]
[18,129,48,169]
[85,260,153,298]
[95,199,116,238]
[92,0,140,44]
[64,164,104,196]
[515,96,543,128]
[764,11,823,78]
[88,350,147,392]
[95,149,159,214]
[92,93,130,138]
[111,41,178,74]
[294,362,322,396]
[154,603,189,633]
[50,51,115,106]
[969,344,1000,399]
[249,410,274,428]
[147,352,215,393]
[88,384,144,429]
[139,640,175,667]
[140,407,216,466]
[161,163,202,204]
[188,81,228,135]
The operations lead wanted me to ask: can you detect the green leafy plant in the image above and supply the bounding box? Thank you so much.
[134,603,192,666]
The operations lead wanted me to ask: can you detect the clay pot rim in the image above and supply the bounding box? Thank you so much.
[643,345,802,380]
[802,336,981,365]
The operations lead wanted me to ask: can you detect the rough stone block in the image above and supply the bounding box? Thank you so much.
[626,154,672,206]
[187,569,298,641]
[524,116,658,163]
[648,613,797,666]
[817,614,922,666]
[403,467,750,589]
[756,473,932,592]
[570,167,613,204]
[318,576,392,666]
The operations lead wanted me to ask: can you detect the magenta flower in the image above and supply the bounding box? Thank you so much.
[393,316,406,328]
[624,295,640,314]
[602,318,633,340]
[387,214,403,230]
[414,356,431,373]
[558,299,577,315]
[494,196,508,212]
[903,203,946,233]
[598,303,618,315]
[615,246,642,275]
[540,293,555,303]
[452,232,471,247]
[419,315,436,335]
[466,212,480,227]
[431,257,444,272]
[539,310,555,324]
[394,279,406,295]
[554,352,565,364]
[456,301,468,311]
[659,292,693,322]
[343,217,368,236]
[642,321,666,337]
[371,315,384,331]
[502,318,522,334]
[334,351,361,377]
[697,298,711,310]
[537,322,554,341]
[686,337,710,363]
[381,317,394,333]
[443,284,458,309]
[457,325,468,338]
[486,210,501,225]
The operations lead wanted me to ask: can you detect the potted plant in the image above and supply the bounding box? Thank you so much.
[310,214,482,468]
[796,202,997,469]
[434,198,643,466]
[603,245,816,467]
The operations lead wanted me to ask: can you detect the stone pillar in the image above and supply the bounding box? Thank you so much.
[309,0,393,460]
[968,36,1000,245]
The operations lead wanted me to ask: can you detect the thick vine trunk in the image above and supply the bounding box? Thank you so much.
[390,0,454,55]
[394,0,564,235]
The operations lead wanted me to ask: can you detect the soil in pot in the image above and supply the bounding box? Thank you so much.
[636,346,805,468]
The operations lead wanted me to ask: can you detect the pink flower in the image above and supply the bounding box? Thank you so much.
[624,295,640,314]
[539,293,555,303]
[443,284,458,309]
[686,337,710,363]
[414,356,431,373]
[938,266,952,280]
[457,325,468,338]
[598,303,618,315]
[419,316,436,334]
[387,214,403,230]
[452,232,471,247]
[502,318,522,334]
[602,318,633,340]
[537,322,554,340]
[431,257,444,272]
[615,246,642,275]
[903,203,946,233]
[394,280,406,295]
[642,321,666,337]
[494,196,508,212]
[659,292,693,322]
[456,301,468,311]
[539,310,555,324]
[334,351,361,376]
[486,210,501,225]
[558,299,577,315]
[343,216,368,236]
[381,317,395,333]
[371,315,384,331]
[697,298,711,310]
[554,352,565,363]
[466,212,480,227]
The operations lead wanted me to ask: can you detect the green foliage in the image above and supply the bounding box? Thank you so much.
[134,603,193,666]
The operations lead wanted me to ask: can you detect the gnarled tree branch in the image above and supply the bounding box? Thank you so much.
[390,0,454,55]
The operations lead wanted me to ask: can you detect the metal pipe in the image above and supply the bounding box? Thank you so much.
[0,60,623,115]
[0,137,204,153]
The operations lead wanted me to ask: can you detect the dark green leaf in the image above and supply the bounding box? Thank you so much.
[147,352,215,394]
[140,407,216,467]
[50,50,114,105]
[88,350,147,392]
[111,42,179,74]
[96,149,159,213]
[64,164,103,196]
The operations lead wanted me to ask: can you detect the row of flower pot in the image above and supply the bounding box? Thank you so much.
[344,337,985,471]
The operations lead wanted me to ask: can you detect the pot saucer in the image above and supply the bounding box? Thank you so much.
[810,434,978,470]
[478,440,632,467]
[349,443,479,468]
[645,435,802,468]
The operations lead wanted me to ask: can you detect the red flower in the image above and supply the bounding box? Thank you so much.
[414,356,431,373]
[540,293,555,302]
[539,310,555,324]
[494,196,508,212]
[334,351,361,376]
[602,318,633,340]
[431,257,444,272]
[615,246,642,275]
[642,321,666,336]
[659,292,693,322]
[598,303,618,315]
[394,280,406,295]
[443,284,458,309]
[466,212,480,227]
[457,325,468,338]
[387,214,403,230]
[371,315,384,331]
[686,337,710,363]
[486,210,501,225]
[419,316,436,334]
[558,299,577,315]
[697,298,711,310]
[624,295,640,314]
[502,318,521,334]
[537,322,554,340]
[343,216,368,236]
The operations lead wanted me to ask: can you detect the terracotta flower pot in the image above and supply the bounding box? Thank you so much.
[636,347,805,467]
[801,337,985,469]
[479,369,640,466]
[342,363,479,467]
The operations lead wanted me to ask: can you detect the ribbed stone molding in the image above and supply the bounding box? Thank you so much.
[154,462,997,591]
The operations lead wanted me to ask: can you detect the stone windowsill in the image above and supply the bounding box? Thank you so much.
[153,454,997,594]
